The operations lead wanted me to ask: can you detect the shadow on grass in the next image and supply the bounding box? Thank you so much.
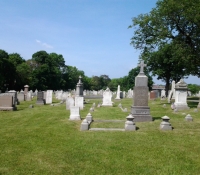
[153,116,162,121]
[136,126,140,130]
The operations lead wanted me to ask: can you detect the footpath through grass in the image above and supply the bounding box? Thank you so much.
[0,97,200,175]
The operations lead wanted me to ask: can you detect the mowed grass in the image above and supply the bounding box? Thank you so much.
[0,96,200,174]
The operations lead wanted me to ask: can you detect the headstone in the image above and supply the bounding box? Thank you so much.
[171,80,176,100]
[17,92,24,102]
[69,106,81,120]
[24,85,29,101]
[36,91,45,105]
[8,90,18,105]
[161,89,166,100]
[75,96,84,110]
[26,91,32,101]
[131,61,152,122]
[102,87,113,106]
[150,91,157,100]
[0,94,16,111]
[115,85,121,99]
[46,90,53,104]
[76,75,83,97]
[66,97,75,110]
[174,79,189,111]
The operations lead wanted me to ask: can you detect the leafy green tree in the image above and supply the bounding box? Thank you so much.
[0,50,17,91]
[63,65,85,90]
[31,51,66,90]
[129,0,200,76]
[141,42,188,96]
[188,84,200,95]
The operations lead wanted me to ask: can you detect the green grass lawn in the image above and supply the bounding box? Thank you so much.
[0,97,200,175]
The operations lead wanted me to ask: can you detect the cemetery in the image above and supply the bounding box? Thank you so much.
[1,0,200,174]
[0,66,200,174]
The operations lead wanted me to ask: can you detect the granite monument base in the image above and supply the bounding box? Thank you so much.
[131,106,152,122]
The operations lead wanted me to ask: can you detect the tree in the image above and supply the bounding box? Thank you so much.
[188,84,200,95]
[0,50,17,91]
[129,0,200,76]
[31,51,66,90]
[141,42,188,96]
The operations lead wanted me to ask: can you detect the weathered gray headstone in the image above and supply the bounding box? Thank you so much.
[131,61,152,122]
[36,91,45,105]
[0,94,16,111]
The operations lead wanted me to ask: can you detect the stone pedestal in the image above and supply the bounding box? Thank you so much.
[86,113,93,124]
[160,116,172,130]
[125,114,136,131]
[185,114,193,121]
[80,119,89,131]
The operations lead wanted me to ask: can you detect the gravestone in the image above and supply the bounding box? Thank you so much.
[8,90,18,105]
[75,96,84,110]
[174,79,189,111]
[161,89,166,100]
[76,76,83,97]
[46,90,53,104]
[26,91,32,101]
[69,106,81,120]
[36,91,45,105]
[66,97,75,110]
[0,94,16,110]
[115,85,121,99]
[24,85,29,101]
[102,87,113,106]
[171,80,176,100]
[131,61,152,122]
[18,92,24,102]
[150,91,156,100]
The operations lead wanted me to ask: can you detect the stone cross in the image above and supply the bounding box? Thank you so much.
[138,61,146,74]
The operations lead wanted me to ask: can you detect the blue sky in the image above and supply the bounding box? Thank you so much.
[0,0,199,85]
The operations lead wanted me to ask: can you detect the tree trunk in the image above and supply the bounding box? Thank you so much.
[165,78,170,97]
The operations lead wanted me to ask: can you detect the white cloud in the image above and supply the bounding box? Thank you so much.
[35,39,53,49]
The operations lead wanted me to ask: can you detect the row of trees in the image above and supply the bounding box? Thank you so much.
[0,49,153,92]
[129,0,200,95]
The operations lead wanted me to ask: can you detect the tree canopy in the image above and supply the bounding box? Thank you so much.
[129,0,200,76]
